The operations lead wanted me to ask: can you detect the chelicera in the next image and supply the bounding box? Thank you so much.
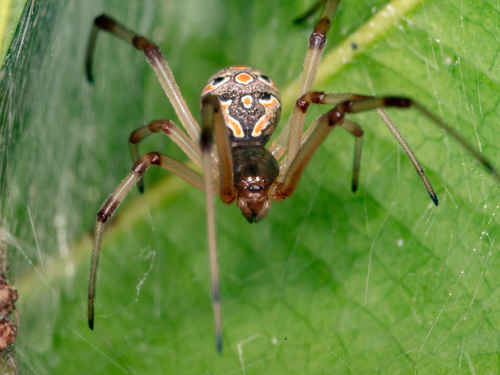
[85,0,499,352]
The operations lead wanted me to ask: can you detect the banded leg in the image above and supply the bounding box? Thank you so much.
[271,92,355,169]
[199,94,237,352]
[344,96,500,187]
[297,0,340,97]
[270,112,363,201]
[129,120,202,192]
[271,95,439,203]
[280,93,366,190]
[271,0,340,161]
[85,14,200,143]
[88,152,204,330]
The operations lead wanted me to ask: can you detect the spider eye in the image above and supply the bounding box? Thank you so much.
[212,77,225,84]
[257,74,276,89]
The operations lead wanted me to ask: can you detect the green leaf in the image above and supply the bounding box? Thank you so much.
[2,0,500,374]
[0,0,27,65]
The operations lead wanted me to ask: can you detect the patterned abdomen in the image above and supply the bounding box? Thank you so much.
[201,66,281,147]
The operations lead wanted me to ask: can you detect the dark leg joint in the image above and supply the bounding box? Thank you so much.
[97,198,118,223]
[132,152,160,173]
[200,127,213,152]
[201,95,221,113]
[297,92,325,112]
[94,14,114,30]
[296,98,310,113]
[339,100,355,113]
[200,95,220,152]
[385,97,412,108]
[159,120,174,135]
[129,131,142,144]
[309,32,327,50]
[310,91,325,104]
[309,17,330,49]
[352,127,364,137]
[328,108,345,126]
[148,152,162,166]
[314,17,331,36]
[133,36,159,54]
[97,211,110,223]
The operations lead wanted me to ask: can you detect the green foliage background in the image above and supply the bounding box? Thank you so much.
[1,0,500,373]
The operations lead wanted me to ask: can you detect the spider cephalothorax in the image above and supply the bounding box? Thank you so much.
[232,146,279,223]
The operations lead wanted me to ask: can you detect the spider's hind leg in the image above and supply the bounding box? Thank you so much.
[85,14,200,144]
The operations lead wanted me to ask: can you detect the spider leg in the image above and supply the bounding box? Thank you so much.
[270,108,364,202]
[129,120,202,192]
[270,94,441,204]
[410,102,500,183]
[85,14,200,143]
[272,92,500,205]
[283,92,366,191]
[271,0,340,161]
[345,96,500,186]
[343,120,364,192]
[201,95,236,204]
[270,92,355,170]
[298,0,340,97]
[88,152,204,330]
[199,95,237,353]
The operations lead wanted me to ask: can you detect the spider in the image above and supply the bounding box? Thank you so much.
[85,0,499,352]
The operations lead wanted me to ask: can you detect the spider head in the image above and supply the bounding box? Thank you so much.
[232,146,280,223]
[236,177,273,223]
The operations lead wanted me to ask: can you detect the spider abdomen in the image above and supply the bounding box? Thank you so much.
[202,66,281,147]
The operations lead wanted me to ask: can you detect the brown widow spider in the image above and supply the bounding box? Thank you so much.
[85,0,499,352]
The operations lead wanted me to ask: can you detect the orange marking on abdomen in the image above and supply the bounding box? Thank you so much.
[230,119,243,136]
[221,101,244,138]
[235,73,254,85]
[242,95,253,108]
[202,84,215,94]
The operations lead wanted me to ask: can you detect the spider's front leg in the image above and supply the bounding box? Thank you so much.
[272,92,500,205]
[270,94,440,204]
[271,0,340,161]
[198,94,238,352]
[88,153,203,330]
[85,14,200,144]
[270,95,364,202]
